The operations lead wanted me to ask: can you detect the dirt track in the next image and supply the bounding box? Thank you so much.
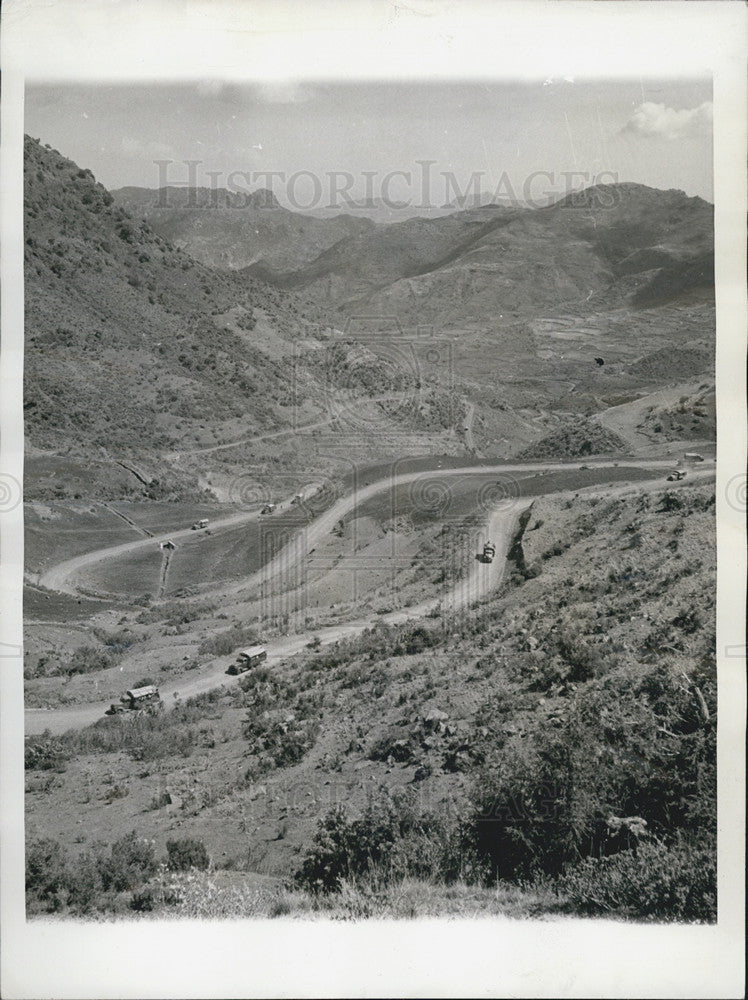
[39,458,680,600]
[25,458,713,736]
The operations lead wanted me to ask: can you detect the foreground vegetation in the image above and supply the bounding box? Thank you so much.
[26,482,716,923]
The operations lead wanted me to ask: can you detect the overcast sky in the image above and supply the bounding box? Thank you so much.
[25,78,713,209]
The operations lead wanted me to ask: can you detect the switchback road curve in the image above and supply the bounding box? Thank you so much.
[25,458,711,735]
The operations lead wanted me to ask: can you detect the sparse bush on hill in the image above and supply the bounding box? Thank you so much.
[26,838,70,913]
[25,735,71,772]
[25,831,200,916]
[199,623,258,656]
[243,710,320,773]
[60,645,114,676]
[135,599,216,626]
[99,831,158,892]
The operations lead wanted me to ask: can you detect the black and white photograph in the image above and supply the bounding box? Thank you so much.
[1,2,745,997]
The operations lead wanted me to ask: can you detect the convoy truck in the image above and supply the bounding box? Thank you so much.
[106,685,162,715]
[227,644,268,675]
[482,542,497,563]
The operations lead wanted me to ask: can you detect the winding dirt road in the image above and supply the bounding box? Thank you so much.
[38,459,676,600]
[25,457,709,736]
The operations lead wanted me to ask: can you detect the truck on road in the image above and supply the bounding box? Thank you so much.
[482,542,497,564]
[227,644,268,675]
[106,685,162,716]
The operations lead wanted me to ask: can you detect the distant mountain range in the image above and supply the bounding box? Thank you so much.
[113,179,714,328]
[112,184,374,271]
[25,135,715,500]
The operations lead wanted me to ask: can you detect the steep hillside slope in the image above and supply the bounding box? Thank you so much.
[367,183,714,327]
[24,139,476,499]
[24,139,318,465]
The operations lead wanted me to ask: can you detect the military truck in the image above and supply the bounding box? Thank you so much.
[106,685,162,716]
[227,644,268,675]
[482,542,497,563]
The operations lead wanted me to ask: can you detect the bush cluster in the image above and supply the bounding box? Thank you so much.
[26,831,168,915]
[295,788,485,894]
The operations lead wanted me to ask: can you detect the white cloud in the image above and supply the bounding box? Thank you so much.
[623,101,713,140]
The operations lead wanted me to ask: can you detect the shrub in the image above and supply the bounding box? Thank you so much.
[166,838,210,872]
[295,789,486,894]
[199,623,258,656]
[25,735,71,771]
[466,661,716,882]
[556,838,716,922]
[65,851,104,913]
[99,831,157,892]
[243,712,320,770]
[61,645,113,676]
[26,838,69,913]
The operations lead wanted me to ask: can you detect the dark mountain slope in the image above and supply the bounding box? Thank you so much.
[23,137,329,498]
[244,205,527,297]
[113,177,714,331]
[366,183,714,326]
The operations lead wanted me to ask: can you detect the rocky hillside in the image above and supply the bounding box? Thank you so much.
[24,138,315,461]
[27,139,445,500]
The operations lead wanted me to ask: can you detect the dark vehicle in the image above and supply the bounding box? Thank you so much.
[106,684,162,716]
[482,542,497,564]
[261,503,276,514]
[191,518,209,530]
[667,469,687,481]
[227,644,268,675]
